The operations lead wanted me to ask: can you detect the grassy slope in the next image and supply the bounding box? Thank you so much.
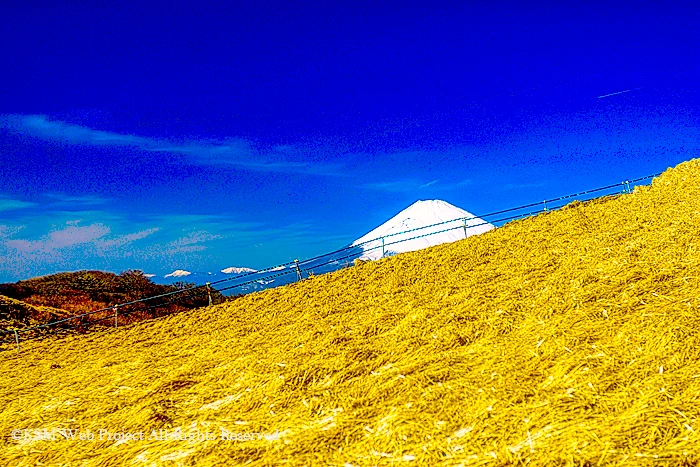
[3,160,700,466]
[0,294,67,330]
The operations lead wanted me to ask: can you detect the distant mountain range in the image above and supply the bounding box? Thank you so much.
[154,265,294,294]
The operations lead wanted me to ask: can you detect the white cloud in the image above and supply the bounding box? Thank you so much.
[5,224,111,253]
[2,223,159,257]
[0,225,23,240]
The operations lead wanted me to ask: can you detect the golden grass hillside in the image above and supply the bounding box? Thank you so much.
[3,160,700,466]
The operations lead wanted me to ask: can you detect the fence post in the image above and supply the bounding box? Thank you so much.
[381,237,385,258]
[463,218,468,238]
[206,282,212,306]
[14,330,19,354]
[621,180,632,194]
[294,259,303,281]
[113,307,118,328]
[543,200,548,211]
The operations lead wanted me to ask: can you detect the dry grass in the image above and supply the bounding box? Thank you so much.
[3,160,700,466]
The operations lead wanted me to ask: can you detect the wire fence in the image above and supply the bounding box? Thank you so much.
[0,173,660,353]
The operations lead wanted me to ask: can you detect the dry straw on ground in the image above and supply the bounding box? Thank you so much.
[3,160,700,466]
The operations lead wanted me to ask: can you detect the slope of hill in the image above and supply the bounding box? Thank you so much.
[3,160,700,465]
[352,199,494,260]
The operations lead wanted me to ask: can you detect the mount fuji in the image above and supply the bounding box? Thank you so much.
[352,199,494,260]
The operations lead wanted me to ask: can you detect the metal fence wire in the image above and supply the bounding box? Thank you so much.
[0,173,661,352]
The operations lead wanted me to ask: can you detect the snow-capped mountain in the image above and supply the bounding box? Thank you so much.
[164,269,192,278]
[352,199,494,260]
[221,266,257,274]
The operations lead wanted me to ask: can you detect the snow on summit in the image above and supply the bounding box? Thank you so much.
[164,269,192,278]
[352,199,494,260]
[221,266,257,274]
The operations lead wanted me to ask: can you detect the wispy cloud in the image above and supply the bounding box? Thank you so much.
[359,178,472,193]
[0,114,344,176]
[95,228,160,250]
[150,214,263,237]
[597,87,642,99]
[169,231,222,246]
[1,114,145,146]
[42,193,109,207]
[0,196,35,212]
[499,182,547,190]
[163,230,222,255]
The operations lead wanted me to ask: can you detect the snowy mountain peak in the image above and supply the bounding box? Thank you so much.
[410,199,454,208]
[221,266,258,275]
[399,199,470,218]
[352,199,494,260]
[164,269,192,278]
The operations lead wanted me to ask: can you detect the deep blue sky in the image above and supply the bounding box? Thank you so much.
[1,2,698,282]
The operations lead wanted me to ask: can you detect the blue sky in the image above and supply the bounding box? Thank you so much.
[0,2,698,282]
